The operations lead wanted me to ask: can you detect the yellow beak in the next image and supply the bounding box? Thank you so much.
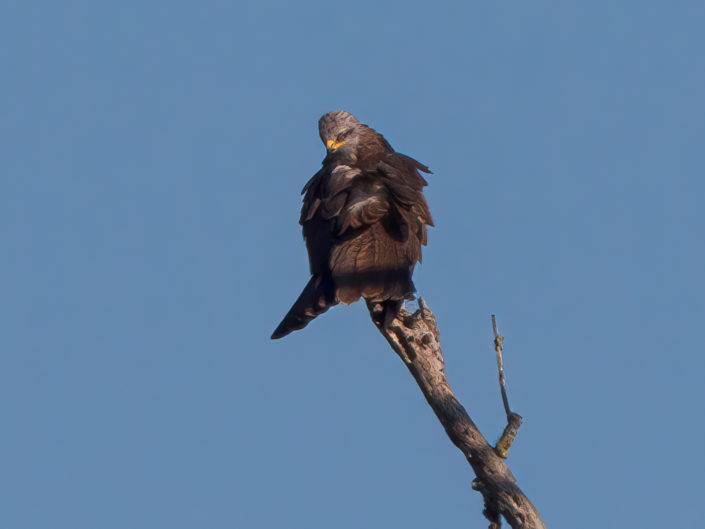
[326,139,345,150]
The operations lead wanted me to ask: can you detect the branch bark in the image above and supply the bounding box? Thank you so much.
[367,299,545,529]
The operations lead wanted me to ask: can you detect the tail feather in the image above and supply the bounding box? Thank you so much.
[271,276,336,339]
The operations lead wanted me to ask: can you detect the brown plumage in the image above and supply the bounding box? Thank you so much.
[271,110,433,339]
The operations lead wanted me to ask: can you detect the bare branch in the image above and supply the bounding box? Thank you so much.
[491,315,523,459]
[367,300,545,529]
[492,314,512,420]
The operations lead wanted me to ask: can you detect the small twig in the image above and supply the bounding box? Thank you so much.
[491,315,522,459]
[491,315,512,421]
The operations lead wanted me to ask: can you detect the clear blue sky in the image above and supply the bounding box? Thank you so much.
[2,1,703,528]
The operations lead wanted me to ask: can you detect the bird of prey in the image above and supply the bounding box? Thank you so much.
[271,110,433,339]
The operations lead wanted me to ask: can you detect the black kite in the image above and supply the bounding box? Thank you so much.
[271,111,433,339]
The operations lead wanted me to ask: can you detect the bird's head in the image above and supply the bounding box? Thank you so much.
[318,110,363,158]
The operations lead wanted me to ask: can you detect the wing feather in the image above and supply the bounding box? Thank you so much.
[299,151,433,287]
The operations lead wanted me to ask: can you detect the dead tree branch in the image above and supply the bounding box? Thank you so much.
[491,315,523,460]
[367,299,545,529]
